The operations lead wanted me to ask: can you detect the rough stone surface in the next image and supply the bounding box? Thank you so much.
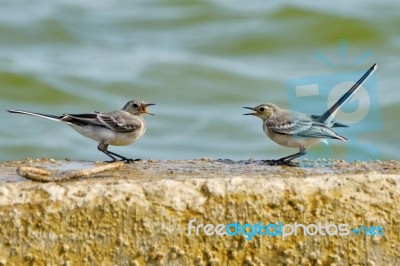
[0,158,399,265]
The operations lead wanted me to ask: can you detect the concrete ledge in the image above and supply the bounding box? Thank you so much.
[0,159,399,265]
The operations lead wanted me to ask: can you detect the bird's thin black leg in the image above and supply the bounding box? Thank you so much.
[97,143,118,162]
[275,147,307,165]
[106,150,141,163]
[97,143,139,163]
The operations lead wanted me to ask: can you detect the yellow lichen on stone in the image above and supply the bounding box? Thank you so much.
[0,159,399,265]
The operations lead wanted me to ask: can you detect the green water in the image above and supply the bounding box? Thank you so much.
[1,1,399,161]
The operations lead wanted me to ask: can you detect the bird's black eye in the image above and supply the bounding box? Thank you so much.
[259,107,265,112]
[133,103,139,108]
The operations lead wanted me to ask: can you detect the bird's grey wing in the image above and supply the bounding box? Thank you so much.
[268,112,346,140]
[97,112,141,133]
[62,111,141,133]
[295,122,348,140]
[266,111,313,135]
[61,113,106,127]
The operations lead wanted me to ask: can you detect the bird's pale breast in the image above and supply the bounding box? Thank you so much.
[266,128,320,148]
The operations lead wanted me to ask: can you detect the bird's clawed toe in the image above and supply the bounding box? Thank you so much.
[260,159,298,166]
[103,158,140,163]
[122,158,141,163]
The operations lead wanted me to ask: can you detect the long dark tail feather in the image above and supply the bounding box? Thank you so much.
[317,63,377,124]
[310,115,348,128]
[7,110,62,121]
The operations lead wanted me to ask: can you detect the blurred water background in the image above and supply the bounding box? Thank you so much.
[0,0,399,162]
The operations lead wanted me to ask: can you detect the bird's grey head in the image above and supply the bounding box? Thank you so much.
[243,103,280,120]
[122,100,155,116]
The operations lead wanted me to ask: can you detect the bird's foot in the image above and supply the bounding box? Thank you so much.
[261,159,298,166]
[103,158,141,163]
[121,158,142,163]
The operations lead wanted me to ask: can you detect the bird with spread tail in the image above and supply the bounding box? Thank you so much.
[8,100,155,162]
[244,63,377,164]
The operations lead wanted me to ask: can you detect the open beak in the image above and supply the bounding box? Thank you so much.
[243,106,256,116]
[142,103,156,116]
